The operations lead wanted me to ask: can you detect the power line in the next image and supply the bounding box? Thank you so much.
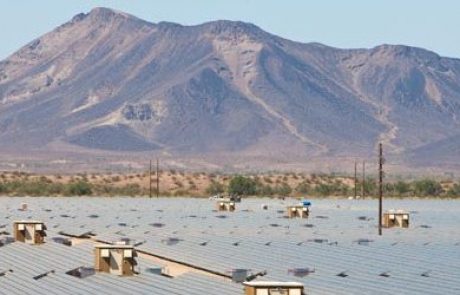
[378,143,384,236]
[156,158,159,198]
[362,161,365,198]
[354,160,357,199]
[149,160,152,198]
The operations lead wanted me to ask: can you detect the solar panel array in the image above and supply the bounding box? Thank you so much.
[1,197,460,294]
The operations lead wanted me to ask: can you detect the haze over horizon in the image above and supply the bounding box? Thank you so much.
[0,0,459,60]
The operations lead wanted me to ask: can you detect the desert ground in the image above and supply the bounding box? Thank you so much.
[0,170,458,198]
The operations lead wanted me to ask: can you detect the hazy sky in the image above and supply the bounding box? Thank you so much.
[0,0,459,59]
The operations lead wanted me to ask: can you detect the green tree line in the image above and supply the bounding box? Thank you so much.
[1,175,459,198]
[0,179,142,197]
[207,176,460,198]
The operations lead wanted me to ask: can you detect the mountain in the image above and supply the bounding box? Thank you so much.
[1,7,460,172]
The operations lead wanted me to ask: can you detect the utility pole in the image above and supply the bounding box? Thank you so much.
[149,160,152,198]
[378,143,384,236]
[156,158,159,198]
[362,161,365,198]
[354,161,357,199]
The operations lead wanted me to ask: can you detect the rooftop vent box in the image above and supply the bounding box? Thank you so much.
[231,269,249,283]
[13,221,47,244]
[146,266,172,277]
[94,244,138,276]
[382,210,409,228]
[19,203,28,211]
[66,267,95,279]
[216,200,236,212]
[243,281,304,295]
[287,206,309,219]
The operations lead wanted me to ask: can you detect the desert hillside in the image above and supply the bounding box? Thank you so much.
[1,8,460,171]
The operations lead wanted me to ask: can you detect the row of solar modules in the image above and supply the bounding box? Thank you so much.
[2,197,460,294]
[80,223,460,294]
[0,240,241,295]
[131,233,460,294]
[6,198,455,244]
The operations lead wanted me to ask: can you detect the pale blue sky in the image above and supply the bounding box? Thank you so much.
[0,0,459,60]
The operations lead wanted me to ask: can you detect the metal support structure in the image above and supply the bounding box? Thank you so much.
[378,143,383,236]
[156,158,159,198]
[149,160,152,198]
[362,161,365,198]
[354,161,357,199]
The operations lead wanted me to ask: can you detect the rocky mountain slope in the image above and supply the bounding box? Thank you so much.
[1,7,459,171]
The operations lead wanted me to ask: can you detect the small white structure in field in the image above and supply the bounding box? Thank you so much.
[243,281,304,295]
[216,200,235,212]
[287,206,309,218]
[382,209,409,228]
[94,244,138,276]
[13,220,47,244]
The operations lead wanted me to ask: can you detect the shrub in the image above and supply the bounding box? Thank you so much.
[256,184,274,196]
[0,179,66,196]
[39,176,51,183]
[313,183,349,197]
[119,184,142,196]
[447,183,460,197]
[314,184,333,196]
[263,177,272,184]
[67,181,92,196]
[384,183,395,195]
[47,183,65,195]
[274,183,292,196]
[174,189,189,196]
[174,180,183,188]
[363,178,377,195]
[295,182,311,194]
[228,175,257,196]
[0,182,7,193]
[205,181,226,195]
[414,179,443,197]
[394,181,411,195]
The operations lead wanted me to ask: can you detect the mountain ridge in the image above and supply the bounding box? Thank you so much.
[0,7,459,171]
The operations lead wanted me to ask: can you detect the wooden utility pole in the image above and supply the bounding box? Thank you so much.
[362,161,365,198]
[149,160,152,198]
[354,161,357,199]
[156,158,159,198]
[378,143,383,236]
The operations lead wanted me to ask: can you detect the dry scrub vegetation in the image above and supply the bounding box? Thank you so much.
[0,171,458,198]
